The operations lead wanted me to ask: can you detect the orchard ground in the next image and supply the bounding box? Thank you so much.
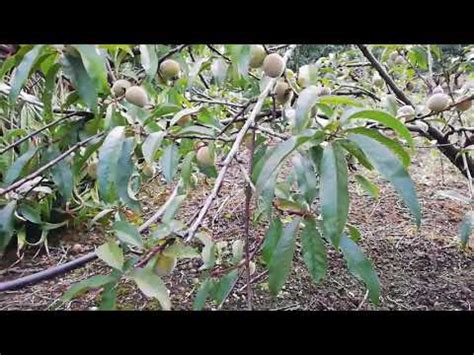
[0,137,472,310]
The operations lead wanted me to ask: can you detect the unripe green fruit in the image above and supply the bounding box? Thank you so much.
[285,69,295,80]
[318,86,331,96]
[263,53,285,78]
[233,121,244,130]
[373,75,384,87]
[275,81,291,104]
[397,105,416,121]
[159,59,180,80]
[389,51,398,62]
[111,79,132,97]
[243,133,254,149]
[394,55,404,65]
[456,96,472,111]
[142,163,156,177]
[176,115,191,126]
[427,93,449,112]
[87,161,97,179]
[154,254,177,276]
[249,45,267,68]
[196,146,213,166]
[125,86,148,107]
[249,261,256,276]
[433,85,444,94]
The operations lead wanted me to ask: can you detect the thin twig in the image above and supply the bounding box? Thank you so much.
[244,129,256,309]
[0,133,103,197]
[0,112,92,155]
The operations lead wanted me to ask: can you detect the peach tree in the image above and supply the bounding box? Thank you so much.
[0,44,472,309]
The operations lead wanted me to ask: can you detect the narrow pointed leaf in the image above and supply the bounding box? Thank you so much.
[320,142,349,247]
[4,147,37,186]
[0,201,17,252]
[75,45,108,93]
[96,241,124,271]
[301,216,327,284]
[345,109,414,146]
[268,217,301,295]
[340,234,380,305]
[113,220,143,249]
[9,45,45,103]
[349,133,421,227]
[262,218,283,265]
[160,144,180,183]
[347,127,410,167]
[130,267,171,310]
[97,127,125,203]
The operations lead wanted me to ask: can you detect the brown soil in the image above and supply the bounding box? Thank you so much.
[0,142,473,310]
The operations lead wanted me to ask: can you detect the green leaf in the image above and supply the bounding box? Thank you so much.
[0,201,17,252]
[50,152,73,201]
[160,144,180,183]
[347,224,362,242]
[9,45,45,104]
[164,240,200,259]
[309,146,324,173]
[99,282,117,310]
[294,86,319,132]
[170,107,201,127]
[318,95,363,107]
[355,174,380,199]
[340,234,380,305]
[62,53,97,111]
[193,278,212,310]
[42,63,61,122]
[96,241,124,271]
[181,151,195,189]
[301,216,327,284]
[139,45,158,78]
[130,267,171,310]
[229,45,251,78]
[113,220,143,249]
[61,274,117,303]
[75,45,108,93]
[97,126,126,203]
[347,127,410,167]
[292,153,318,204]
[116,137,140,211]
[211,58,228,86]
[320,142,349,247]
[253,130,322,195]
[152,220,186,240]
[349,133,421,227]
[142,132,165,164]
[344,109,414,147]
[262,218,283,265]
[339,139,374,170]
[187,57,207,89]
[149,104,182,119]
[407,46,428,70]
[4,147,37,186]
[212,270,239,306]
[197,232,216,271]
[458,211,474,248]
[268,217,301,295]
[18,202,42,224]
[178,125,216,137]
[162,194,186,224]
